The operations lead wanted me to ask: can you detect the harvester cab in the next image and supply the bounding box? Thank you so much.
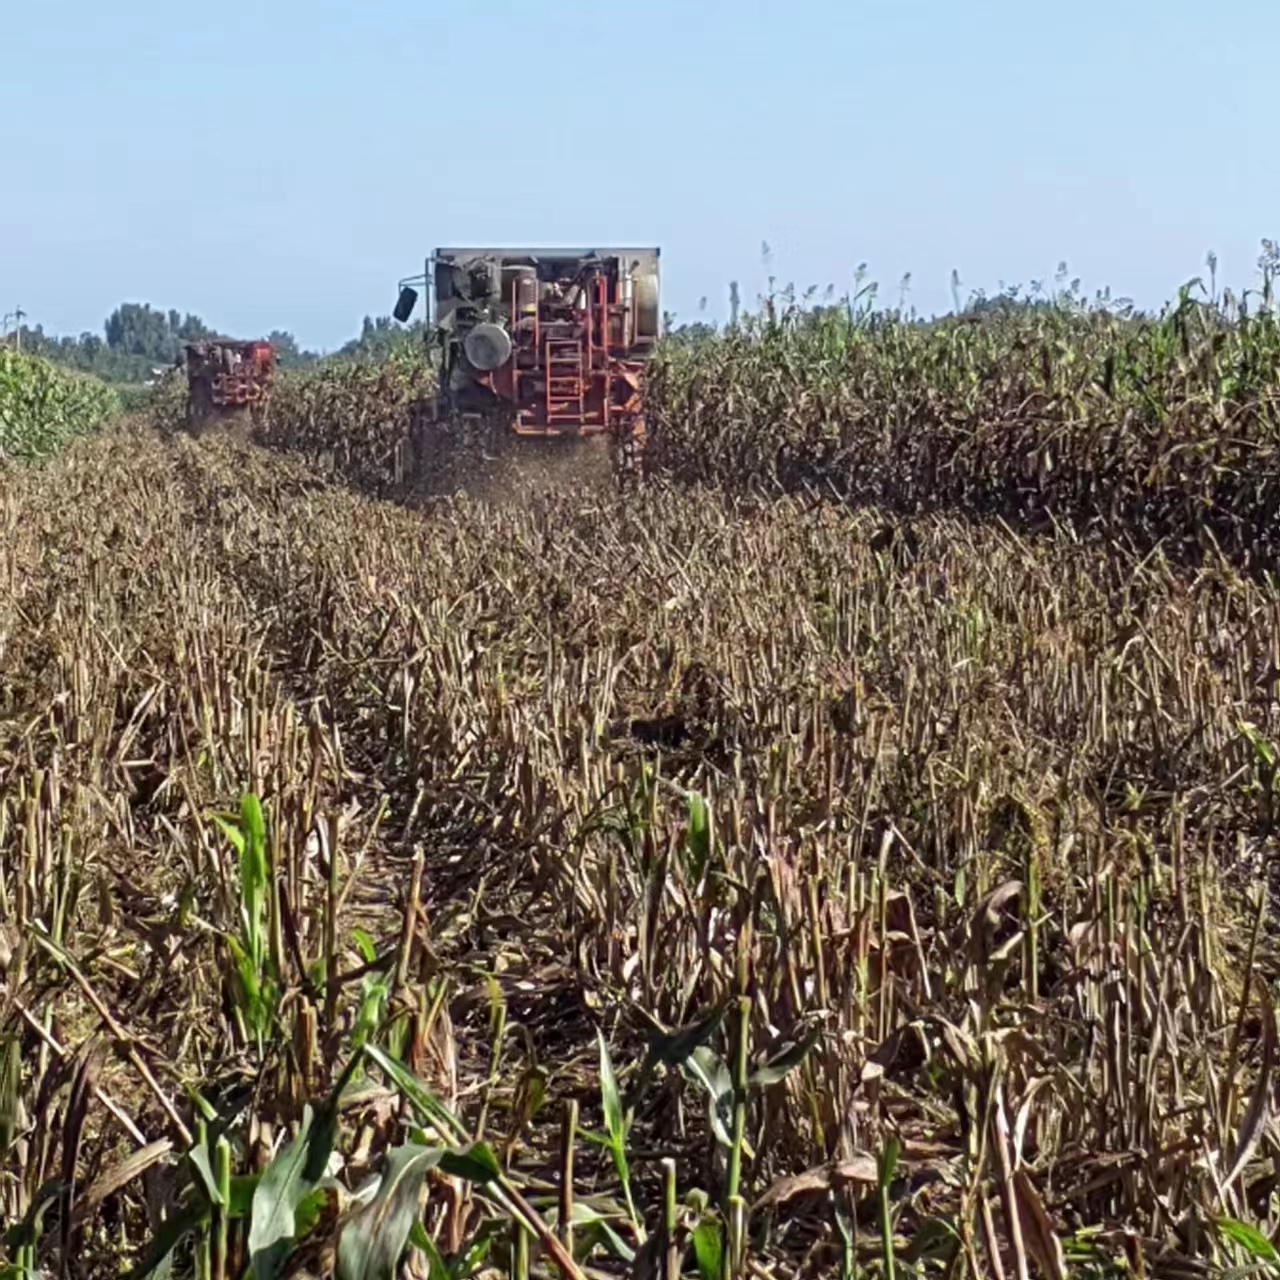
[393,247,660,470]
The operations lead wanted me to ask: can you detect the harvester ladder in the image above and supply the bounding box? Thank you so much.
[545,337,585,425]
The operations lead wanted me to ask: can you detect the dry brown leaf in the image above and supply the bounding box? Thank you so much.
[1012,1169,1067,1280]
[752,1156,881,1211]
[73,1140,175,1220]
[1221,987,1276,1190]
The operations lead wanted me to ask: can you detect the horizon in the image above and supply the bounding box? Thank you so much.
[10,247,1277,359]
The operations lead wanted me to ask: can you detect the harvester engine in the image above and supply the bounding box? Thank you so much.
[184,339,275,434]
[393,247,660,480]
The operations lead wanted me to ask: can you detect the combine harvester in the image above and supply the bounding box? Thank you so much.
[183,339,275,435]
[391,247,660,489]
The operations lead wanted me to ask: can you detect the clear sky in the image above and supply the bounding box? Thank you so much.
[2,0,1276,352]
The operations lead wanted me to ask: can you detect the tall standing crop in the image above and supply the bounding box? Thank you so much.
[0,349,119,461]
[644,273,1280,575]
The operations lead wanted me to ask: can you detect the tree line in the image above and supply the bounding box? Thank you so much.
[12,303,426,384]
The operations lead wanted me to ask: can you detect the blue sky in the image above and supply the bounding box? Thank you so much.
[2,0,1276,352]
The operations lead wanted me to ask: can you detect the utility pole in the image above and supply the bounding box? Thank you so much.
[2,308,26,351]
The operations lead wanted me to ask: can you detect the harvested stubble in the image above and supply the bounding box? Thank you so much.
[257,351,618,504]
[1,421,1279,1278]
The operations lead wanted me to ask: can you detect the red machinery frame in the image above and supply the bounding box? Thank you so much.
[184,339,275,431]
[474,266,646,440]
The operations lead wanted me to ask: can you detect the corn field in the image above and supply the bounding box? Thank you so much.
[257,351,434,494]
[645,284,1280,575]
[2,288,1280,1280]
[0,350,120,463]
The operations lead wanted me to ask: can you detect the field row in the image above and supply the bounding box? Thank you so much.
[1,422,1277,1275]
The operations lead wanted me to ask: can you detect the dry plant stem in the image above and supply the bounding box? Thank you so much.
[877,833,892,1044]
[1022,837,1040,1002]
[726,995,751,1210]
[29,935,191,1145]
[391,847,425,1005]
[1220,881,1267,1131]
[991,1080,1030,1280]
[559,1098,577,1252]
[335,795,388,919]
[979,1194,1008,1280]
[323,811,340,1029]
[662,1158,679,1280]
[493,1174,589,1280]
[14,1000,148,1148]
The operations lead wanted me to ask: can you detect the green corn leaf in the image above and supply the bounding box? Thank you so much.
[351,927,378,965]
[241,793,267,867]
[450,1227,497,1278]
[634,1002,728,1105]
[247,1105,324,1277]
[125,1200,211,1280]
[684,789,713,879]
[878,1135,900,1188]
[438,1141,501,1185]
[692,1215,724,1280]
[409,1221,451,1280]
[562,1202,635,1263]
[365,1043,469,1143]
[228,1175,261,1218]
[596,1027,625,1147]
[1216,1217,1280,1267]
[295,1185,333,1238]
[337,1141,443,1280]
[353,973,390,1049]
[188,1143,223,1206]
[410,1219,498,1280]
[212,814,245,858]
[682,1046,735,1147]
[248,1051,362,1278]
[183,1086,219,1125]
[596,1027,641,1236]
[748,1021,823,1088]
